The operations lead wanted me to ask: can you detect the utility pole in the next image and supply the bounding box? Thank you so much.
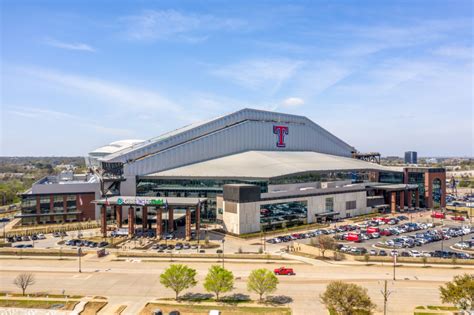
[380,280,392,315]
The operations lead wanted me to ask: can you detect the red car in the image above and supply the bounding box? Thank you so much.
[366,227,380,234]
[274,267,295,275]
[346,233,360,242]
[380,229,392,236]
[431,212,446,219]
[451,216,465,221]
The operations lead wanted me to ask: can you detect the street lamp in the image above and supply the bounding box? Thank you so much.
[221,239,225,268]
[78,247,82,273]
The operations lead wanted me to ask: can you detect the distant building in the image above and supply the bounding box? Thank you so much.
[405,151,417,164]
[19,170,101,225]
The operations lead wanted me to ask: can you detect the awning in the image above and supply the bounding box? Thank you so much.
[315,212,340,217]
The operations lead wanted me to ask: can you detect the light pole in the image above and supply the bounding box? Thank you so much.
[78,247,82,273]
[221,239,225,268]
[441,219,444,252]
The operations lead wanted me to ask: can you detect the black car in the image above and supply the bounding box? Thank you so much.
[98,241,109,248]
[401,251,410,257]
[379,250,388,256]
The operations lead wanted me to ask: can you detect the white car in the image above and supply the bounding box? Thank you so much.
[421,251,431,257]
[37,234,46,239]
[455,242,470,249]
[409,250,422,257]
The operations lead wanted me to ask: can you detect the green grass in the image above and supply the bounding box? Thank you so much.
[0,292,83,298]
[426,306,458,311]
[140,303,291,315]
[0,299,78,310]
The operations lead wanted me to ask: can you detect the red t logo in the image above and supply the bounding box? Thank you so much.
[273,125,289,147]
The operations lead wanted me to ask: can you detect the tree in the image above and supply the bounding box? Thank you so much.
[247,269,279,302]
[320,281,376,315]
[439,273,474,311]
[203,265,234,300]
[159,264,197,300]
[14,273,35,296]
[317,235,336,257]
[422,256,428,267]
[363,253,370,265]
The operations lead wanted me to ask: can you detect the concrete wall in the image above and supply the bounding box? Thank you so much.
[222,190,371,234]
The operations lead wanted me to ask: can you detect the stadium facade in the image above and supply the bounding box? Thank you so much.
[20,108,446,236]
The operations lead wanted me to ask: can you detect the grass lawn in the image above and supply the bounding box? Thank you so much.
[140,302,291,315]
[0,299,78,310]
[79,301,108,315]
[0,292,83,299]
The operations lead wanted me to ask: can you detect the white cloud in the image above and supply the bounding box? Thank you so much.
[282,97,304,107]
[8,106,133,137]
[21,67,182,113]
[432,45,473,59]
[211,58,304,92]
[121,9,246,42]
[45,38,95,52]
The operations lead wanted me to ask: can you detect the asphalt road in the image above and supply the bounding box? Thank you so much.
[0,256,470,315]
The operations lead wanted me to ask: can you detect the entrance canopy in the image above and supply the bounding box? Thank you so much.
[367,183,419,192]
[93,196,207,207]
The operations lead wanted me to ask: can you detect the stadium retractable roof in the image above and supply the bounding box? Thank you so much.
[144,150,400,180]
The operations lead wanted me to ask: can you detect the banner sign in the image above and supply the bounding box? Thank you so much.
[116,197,165,206]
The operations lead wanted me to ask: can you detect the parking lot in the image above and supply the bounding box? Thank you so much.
[264,211,474,259]
[5,208,474,261]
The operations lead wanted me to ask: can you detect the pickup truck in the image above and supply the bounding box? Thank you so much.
[274,267,295,275]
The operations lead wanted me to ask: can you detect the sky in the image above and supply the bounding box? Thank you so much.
[1,0,473,157]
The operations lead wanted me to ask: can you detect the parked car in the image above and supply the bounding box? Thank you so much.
[379,250,388,256]
[409,250,422,257]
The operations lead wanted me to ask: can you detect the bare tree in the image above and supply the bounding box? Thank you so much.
[317,235,336,257]
[14,273,35,296]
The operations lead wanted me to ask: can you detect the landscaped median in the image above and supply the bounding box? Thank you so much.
[414,305,459,315]
[353,255,474,266]
[0,298,78,310]
[115,251,286,260]
[0,295,107,314]
[139,301,291,315]
[0,247,89,257]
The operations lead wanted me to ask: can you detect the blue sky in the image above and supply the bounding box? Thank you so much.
[1,0,472,157]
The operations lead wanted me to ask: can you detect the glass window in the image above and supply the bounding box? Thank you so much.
[67,195,76,211]
[21,196,37,215]
[260,201,307,231]
[432,178,442,208]
[379,172,404,184]
[40,196,50,214]
[53,195,64,212]
[325,198,334,212]
[346,200,357,210]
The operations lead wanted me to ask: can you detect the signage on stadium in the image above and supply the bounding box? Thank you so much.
[116,197,164,206]
[273,125,289,148]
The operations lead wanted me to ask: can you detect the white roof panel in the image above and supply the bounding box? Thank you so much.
[146,150,399,179]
